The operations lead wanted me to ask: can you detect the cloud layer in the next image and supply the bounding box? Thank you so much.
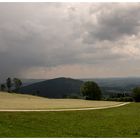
[0,3,140,80]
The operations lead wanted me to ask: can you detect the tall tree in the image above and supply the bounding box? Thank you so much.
[133,87,140,102]
[13,78,22,92]
[80,81,102,100]
[1,84,6,91]
[6,77,12,92]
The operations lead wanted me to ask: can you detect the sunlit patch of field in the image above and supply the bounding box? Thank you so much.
[0,92,123,110]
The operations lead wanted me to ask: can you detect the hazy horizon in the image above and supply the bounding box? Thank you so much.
[0,3,140,81]
[11,76,140,81]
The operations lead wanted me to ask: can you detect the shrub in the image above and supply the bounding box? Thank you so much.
[0,84,6,91]
[67,93,82,99]
[123,97,133,102]
[105,97,133,102]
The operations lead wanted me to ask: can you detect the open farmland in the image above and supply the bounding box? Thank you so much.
[0,92,139,137]
[0,103,139,137]
[0,92,124,110]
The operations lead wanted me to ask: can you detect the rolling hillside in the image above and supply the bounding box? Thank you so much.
[0,91,123,110]
[18,77,140,98]
[19,77,83,98]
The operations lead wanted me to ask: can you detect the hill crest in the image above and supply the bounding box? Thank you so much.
[19,77,83,98]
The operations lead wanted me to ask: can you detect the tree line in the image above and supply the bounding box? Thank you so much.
[0,77,140,102]
[80,81,140,102]
[0,77,22,93]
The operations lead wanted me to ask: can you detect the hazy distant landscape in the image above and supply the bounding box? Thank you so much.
[18,77,140,98]
[22,77,140,88]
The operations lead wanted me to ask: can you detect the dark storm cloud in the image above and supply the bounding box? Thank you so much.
[0,3,81,80]
[83,4,140,43]
[0,3,140,80]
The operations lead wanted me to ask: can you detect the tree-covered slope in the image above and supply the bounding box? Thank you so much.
[19,77,83,98]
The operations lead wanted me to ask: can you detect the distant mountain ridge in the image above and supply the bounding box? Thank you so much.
[21,79,45,86]
[19,77,140,98]
[81,77,140,89]
[19,77,83,98]
[21,77,140,89]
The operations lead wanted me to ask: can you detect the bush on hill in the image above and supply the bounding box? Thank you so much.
[105,97,133,102]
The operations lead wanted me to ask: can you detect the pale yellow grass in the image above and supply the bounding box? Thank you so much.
[0,92,123,110]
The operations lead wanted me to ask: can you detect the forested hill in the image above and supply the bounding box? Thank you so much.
[19,77,83,98]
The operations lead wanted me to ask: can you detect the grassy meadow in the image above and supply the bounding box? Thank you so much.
[0,103,139,137]
[0,92,123,110]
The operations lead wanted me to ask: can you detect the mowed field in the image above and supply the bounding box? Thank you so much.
[0,92,123,110]
[0,103,139,137]
[0,91,139,137]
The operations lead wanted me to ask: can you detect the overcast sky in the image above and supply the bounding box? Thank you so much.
[0,3,140,80]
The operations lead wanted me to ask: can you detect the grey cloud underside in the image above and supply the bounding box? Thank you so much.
[0,3,140,80]
[83,4,140,42]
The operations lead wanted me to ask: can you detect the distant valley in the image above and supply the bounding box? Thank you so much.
[19,77,140,98]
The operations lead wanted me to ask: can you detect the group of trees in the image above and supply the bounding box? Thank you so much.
[81,81,140,102]
[132,87,140,102]
[80,81,102,100]
[0,77,22,93]
[1,77,140,102]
